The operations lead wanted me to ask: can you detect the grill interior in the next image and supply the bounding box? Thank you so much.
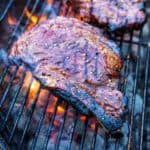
[0,0,150,149]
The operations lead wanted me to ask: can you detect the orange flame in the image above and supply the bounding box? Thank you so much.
[26,22,35,30]
[23,72,32,88]
[57,106,65,114]
[47,0,53,5]
[7,14,17,25]
[28,80,40,100]
[25,9,38,24]
[46,106,65,115]
[39,15,47,23]
[25,9,47,30]
[25,79,40,107]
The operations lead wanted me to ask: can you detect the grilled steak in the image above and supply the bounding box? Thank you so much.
[9,17,124,132]
[65,0,145,31]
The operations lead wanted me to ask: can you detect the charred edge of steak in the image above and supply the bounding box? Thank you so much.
[52,83,123,132]
[33,76,91,116]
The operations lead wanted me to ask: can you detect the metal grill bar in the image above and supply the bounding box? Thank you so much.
[0,71,26,131]
[0,66,19,108]
[7,0,41,50]
[7,0,32,48]
[18,85,41,149]
[30,91,51,149]
[55,103,69,150]
[0,67,9,85]
[67,111,78,150]
[0,0,149,149]
[42,99,60,150]
[111,37,148,47]
[128,29,143,150]
[19,0,40,33]
[91,123,98,150]
[0,0,14,21]
[140,45,150,149]
[79,117,88,150]
[8,77,34,142]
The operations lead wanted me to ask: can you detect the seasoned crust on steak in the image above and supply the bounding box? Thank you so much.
[64,0,145,31]
[9,17,124,131]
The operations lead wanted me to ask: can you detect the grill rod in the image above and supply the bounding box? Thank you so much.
[0,0,14,21]
[0,49,99,149]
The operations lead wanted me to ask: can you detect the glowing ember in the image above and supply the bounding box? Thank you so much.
[80,116,86,122]
[91,123,96,130]
[46,96,58,113]
[53,120,60,127]
[7,14,17,25]
[46,107,55,113]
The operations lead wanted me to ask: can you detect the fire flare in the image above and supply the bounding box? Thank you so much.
[25,9,47,30]
[7,14,17,25]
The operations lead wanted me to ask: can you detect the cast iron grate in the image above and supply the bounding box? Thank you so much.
[0,0,150,150]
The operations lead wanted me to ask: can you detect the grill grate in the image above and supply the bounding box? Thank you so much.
[0,0,150,150]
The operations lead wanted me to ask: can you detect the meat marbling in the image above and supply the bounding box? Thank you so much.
[9,17,125,132]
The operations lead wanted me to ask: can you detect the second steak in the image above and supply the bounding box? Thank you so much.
[64,0,145,31]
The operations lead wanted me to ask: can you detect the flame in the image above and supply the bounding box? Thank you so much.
[46,96,58,113]
[57,106,65,114]
[25,79,40,107]
[25,9,38,24]
[75,14,82,20]
[47,0,53,5]
[26,22,35,30]
[7,14,17,25]
[28,80,40,100]
[23,72,32,88]
[39,15,47,23]
[46,106,64,115]
[37,89,49,106]
[46,107,55,113]
[25,8,47,30]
